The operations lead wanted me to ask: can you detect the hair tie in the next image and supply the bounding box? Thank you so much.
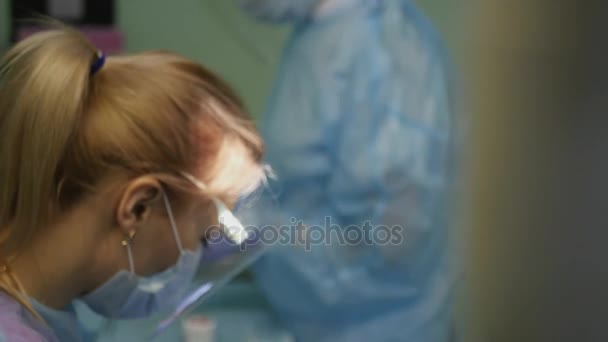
[90,50,106,75]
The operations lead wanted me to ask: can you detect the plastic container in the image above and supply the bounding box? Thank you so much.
[182,315,216,342]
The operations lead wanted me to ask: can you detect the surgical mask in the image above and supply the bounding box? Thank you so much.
[80,191,202,319]
[238,0,321,23]
[147,173,269,339]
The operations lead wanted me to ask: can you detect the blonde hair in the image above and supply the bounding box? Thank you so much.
[0,25,264,318]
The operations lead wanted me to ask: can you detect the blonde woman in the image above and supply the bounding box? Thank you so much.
[0,26,265,341]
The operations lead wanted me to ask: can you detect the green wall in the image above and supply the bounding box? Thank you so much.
[416,0,461,50]
[116,0,289,119]
[0,0,7,52]
[0,0,459,117]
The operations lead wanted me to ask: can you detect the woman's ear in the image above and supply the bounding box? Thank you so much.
[116,176,163,235]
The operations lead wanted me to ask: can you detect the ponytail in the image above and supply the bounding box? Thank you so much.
[0,26,97,257]
[0,25,97,320]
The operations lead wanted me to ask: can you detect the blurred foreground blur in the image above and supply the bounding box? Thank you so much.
[465,1,608,341]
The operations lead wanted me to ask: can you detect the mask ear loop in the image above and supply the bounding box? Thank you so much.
[121,191,185,275]
[122,230,136,273]
[161,191,184,254]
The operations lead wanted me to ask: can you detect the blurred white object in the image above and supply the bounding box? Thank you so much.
[182,316,216,342]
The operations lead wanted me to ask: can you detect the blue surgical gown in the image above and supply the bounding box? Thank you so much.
[244,1,459,341]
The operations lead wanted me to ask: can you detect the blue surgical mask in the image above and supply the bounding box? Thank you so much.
[238,0,321,23]
[80,191,202,319]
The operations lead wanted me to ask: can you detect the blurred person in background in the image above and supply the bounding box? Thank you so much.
[239,0,459,341]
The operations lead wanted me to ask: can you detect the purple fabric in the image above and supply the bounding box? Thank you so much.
[0,292,57,342]
[16,26,124,55]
